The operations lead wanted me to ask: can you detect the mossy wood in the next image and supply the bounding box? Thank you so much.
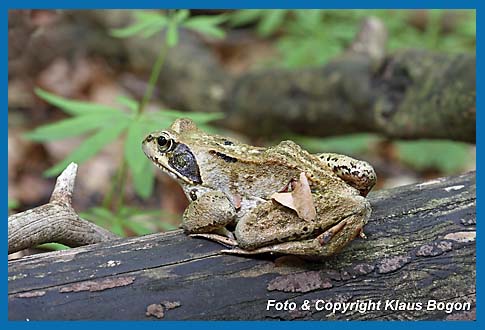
[8,172,476,320]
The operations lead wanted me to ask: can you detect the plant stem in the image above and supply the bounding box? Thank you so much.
[113,160,127,212]
[138,38,170,114]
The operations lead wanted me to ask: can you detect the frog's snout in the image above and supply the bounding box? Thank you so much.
[141,134,155,157]
[143,134,155,144]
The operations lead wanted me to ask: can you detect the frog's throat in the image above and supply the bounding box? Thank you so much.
[148,155,197,185]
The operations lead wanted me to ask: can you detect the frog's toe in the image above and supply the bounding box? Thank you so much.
[189,233,238,247]
[220,247,275,255]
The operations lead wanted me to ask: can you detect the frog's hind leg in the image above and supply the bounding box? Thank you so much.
[317,153,376,196]
[223,203,369,258]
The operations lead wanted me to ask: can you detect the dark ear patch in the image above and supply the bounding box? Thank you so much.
[168,143,202,184]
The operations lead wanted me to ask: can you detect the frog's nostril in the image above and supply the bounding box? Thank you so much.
[144,134,154,143]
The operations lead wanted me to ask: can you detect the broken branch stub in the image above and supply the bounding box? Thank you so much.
[8,163,118,254]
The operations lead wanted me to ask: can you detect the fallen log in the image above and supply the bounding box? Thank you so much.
[8,11,476,142]
[8,171,476,320]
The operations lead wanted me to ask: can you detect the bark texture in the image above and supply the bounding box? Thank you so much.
[8,163,118,254]
[8,172,476,320]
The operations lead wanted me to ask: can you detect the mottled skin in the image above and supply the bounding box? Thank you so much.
[142,118,376,258]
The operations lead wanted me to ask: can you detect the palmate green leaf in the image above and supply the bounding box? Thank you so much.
[25,112,123,141]
[44,119,130,177]
[124,119,150,175]
[132,155,155,198]
[35,88,122,116]
[183,15,228,39]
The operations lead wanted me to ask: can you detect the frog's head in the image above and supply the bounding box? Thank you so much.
[142,118,242,187]
[142,118,203,185]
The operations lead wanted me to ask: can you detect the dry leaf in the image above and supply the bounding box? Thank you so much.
[271,172,316,221]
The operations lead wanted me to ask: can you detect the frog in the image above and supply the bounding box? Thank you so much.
[142,118,376,258]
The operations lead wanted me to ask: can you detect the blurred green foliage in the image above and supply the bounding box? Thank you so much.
[230,9,475,175]
[18,10,475,243]
[23,10,229,238]
[80,206,178,237]
[8,198,18,213]
[396,140,474,174]
[27,89,222,199]
[111,10,227,45]
[230,9,475,68]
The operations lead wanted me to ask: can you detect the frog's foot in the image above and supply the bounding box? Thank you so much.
[189,233,238,247]
[317,219,348,245]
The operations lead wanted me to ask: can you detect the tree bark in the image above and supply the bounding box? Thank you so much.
[8,171,476,320]
[8,163,118,254]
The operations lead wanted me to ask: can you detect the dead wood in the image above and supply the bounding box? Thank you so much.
[8,163,119,254]
[8,171,476,320]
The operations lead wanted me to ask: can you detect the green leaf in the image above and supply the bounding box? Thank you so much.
[80,207,113,228]
[229,10,263,26]
[44,119,130,177]
[183,15,228,39]
[116,95,139,113]
[132,155,155,198]
[87,207,115,220]
[174,9,190,23]
[110,220,126,237]
[36,243,70,251]
[8,198,18,210]
[25,113,121,141]
[35,88,122,116]
[110,11,168,39]
[166,20,179,47]
[258,10,286,37]
[124,119,149,174]
[124,220,154,236]
[397,140,473,174]
[110,20,154,38]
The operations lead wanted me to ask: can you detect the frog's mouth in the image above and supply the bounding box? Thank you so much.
[147,154,197,185]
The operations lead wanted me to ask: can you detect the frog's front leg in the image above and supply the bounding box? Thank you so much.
[317,153,376,196]
[182,191,236,240]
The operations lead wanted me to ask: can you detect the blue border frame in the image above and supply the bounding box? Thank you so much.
[4,0,479,328]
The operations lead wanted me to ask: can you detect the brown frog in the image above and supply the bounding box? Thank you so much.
[142,118,376,258]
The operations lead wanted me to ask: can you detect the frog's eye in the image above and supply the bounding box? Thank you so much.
[157,135,173,153]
